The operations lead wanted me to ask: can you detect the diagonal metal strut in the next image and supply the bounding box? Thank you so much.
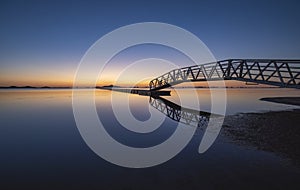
[149,59,300,90]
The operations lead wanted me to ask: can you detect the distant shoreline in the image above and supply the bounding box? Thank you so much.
[0,86,72,89]
[260,97,300,106]
[0,85,281,89]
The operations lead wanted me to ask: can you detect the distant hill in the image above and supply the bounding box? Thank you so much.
[0,86,71,89]
[96,84,122,89]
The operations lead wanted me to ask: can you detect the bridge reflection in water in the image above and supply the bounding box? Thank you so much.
[149,96,219,129]
[100,87,220,129]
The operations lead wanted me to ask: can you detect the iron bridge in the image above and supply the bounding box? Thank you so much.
[149,59,300,90]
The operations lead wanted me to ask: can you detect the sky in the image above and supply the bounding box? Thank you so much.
[0,0,299,87]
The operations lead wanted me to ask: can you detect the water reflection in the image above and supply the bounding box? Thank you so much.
[1,89,300,189]
[101,87,217,129]
[149,96,211,128]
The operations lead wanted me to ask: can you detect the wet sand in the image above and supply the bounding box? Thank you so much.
[222,107,300,165]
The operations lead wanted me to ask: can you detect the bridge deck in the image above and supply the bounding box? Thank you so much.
[149,59,300,90]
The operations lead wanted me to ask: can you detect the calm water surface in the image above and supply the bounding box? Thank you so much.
[0,88,299,189]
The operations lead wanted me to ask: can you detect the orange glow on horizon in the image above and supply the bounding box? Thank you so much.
[0,63,272,88]
[0,77,272,88]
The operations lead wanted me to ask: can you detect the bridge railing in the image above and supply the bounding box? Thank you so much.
[149,59,300,90]
[224,59,300,88]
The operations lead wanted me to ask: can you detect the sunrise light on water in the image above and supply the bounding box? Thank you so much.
[1,1,300,190]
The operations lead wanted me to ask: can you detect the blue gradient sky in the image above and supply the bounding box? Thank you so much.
[0,0,299,86]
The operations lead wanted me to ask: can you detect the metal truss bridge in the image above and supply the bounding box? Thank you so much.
[149,59,300,90]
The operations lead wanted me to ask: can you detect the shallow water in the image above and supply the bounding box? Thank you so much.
[165,88,300,115]
[0,88,299,189]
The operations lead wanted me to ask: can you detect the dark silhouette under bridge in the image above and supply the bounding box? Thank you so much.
[149,59,300,90]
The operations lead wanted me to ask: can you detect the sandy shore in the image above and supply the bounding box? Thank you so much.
[260,97,300,106]
[222,97,300,165]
